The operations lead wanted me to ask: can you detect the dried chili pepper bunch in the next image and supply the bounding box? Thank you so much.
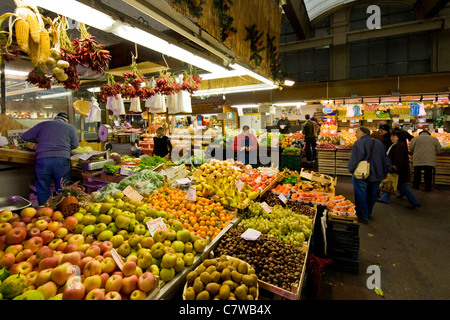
[99,83,122,104]
[121,69,146,99]
[26,65,53,89]
[65,36,111,73]
[154,72,180,95]
[181,71,203,95]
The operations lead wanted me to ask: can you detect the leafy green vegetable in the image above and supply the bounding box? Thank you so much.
[134,156,167,172]
[282,175,297,185]
[283,147,300,154]
[104,164,121,174]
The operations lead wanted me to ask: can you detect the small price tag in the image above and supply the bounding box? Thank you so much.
[438,128,444,133]
[176,177,191,185]
[110,248,124,270]
[231,165,242,171]
[367,119,373,122]
[341,119,347,122]
[235,179,244,191]
[255,175,261,183]
[122,186,143,202]
[185,186,196,202]
[241,228,261,241]
[146,217,168,236]
[278,193,288,204]
[404,118,410,122]
[120,167,136,176]
[260,202,271,213]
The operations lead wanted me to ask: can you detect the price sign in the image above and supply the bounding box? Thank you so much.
[146,217,168,236]
[438,128,444,133]
[235,179,244,191]
[341,119,347,122]
[230,166,242,171]
[241,228,261,241]
[176,177,191,185]
[260,202,271,213]
[122,186,143,202]
[255,175,261,183]
[110,248,124,270]
[185,186,196,202]
[278,193,288,204]
[404,118,410,122]
[367,119,373,122]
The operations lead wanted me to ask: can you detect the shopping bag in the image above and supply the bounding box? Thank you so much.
[379,173,399,194]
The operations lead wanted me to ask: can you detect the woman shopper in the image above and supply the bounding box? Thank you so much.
[348,127,390,224]
[408,130,441,191]
[378,129,421,209]
[233,125,258,166]
[153,127,172,159]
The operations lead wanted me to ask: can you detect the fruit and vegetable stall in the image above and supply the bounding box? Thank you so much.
[0,158,358,300]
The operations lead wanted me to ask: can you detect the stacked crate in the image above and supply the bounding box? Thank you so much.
[325,219,360,274]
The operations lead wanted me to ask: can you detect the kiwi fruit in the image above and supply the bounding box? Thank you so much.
[219,284,231,300]
[192,279,204,293]
[206,265,217,274]
[186,271,197,285]
[231,270,242,283]
[205,282,220,295]
[221,268,231,281]
[211,271,221,283]
[235,284,248,300]
[184,287,196,300]
[199,271,212,285]
[237,262,248,274]
[196,290,210,300]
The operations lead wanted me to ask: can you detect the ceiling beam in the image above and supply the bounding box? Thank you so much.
[414,0,450,19]
[282,0,311,40]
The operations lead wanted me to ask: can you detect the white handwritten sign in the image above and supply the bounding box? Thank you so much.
[146,217,168,236]
[110,248,124,270]
[260,202,271,213]
[241,228,261,241]
[235,179,244,191]
[185,186,196,201]
[122,186,143,202]
[278,193,288,204]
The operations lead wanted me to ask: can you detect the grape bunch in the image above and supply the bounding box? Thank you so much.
[240,205,313,247]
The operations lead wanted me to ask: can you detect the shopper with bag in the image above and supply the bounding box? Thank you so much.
[378,130,420,209]
[348,127,390,223]
[302,114,318,163]
[153,127,173,160]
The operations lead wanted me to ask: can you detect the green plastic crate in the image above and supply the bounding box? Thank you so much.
[280,153,302,171]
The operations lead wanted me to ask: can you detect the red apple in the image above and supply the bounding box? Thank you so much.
[63,243,79,253]
[0,222,12,235]
[100,272,109,287]
[34,219,48,231]
[54,227,68,239]
[78,256,94,274]
[37,280,58,300]
[15,248,34,262]
[35,268,54,287]
[40,230,55,244]
[51,210,64,221]
[103,251,112,258]
[26,270,39,287]
[53,252,64,265]
[100,257,117,274]
[104,291,121,300]
[27,254,37,268]
[126,255,138,263]
[78,243,91,253]
[83,259,102,277]
[23,236,44,253]
[21,207,37,219]
[99,241,113,254]
[51,262,76,286]
[47,221,61,232]
[11,221,25,229]
[27,227,41,238]
[9,260,34,275]
[38,256,59,271]
[35,246,53,263]
[37,207,53,218]
[121,274,138,296]
[120,274,139,295]
[61,251,81,266]
[5,244,24,256]
[138,272,156,293]
[62,279,85,300]
[85,244,101,258]
[62,216,78,231]
[47,238,62,250]
[0,235,6,251]
[94,255,104,263]
[56,241,68,252]
[105,274,123,293]
[6,227,27,245]
[83,274,102,293]
[85,288,105,300]
[122,260,137,277]
[63,233,73,242]
[0,252,15,268]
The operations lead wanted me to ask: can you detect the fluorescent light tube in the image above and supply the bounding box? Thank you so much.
[193,84,277,96]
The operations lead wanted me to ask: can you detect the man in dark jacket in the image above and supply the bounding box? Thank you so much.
[302,114,317,162]
[277,113,291,134]
[378,124,392,151]
[348,127,390,223]
[22,112,79,206]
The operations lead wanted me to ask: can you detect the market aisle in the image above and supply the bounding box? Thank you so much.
[314,176,450,300]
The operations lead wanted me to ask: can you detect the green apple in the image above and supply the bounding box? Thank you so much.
[117,230,129,240]
[137,250,153,269]
[72,223,85,234]
[103,196,115,204]
[118,242,131,257]
[113,192,124,200]
[110,235,124,248]
[165,229,176,241]
[146,207,158,218]
[171,240,185,253]
[128,234,143,248]
[161,253,177,269]
[134,224,146,235]
[176,229,191,243]
[107,222,118,234]
[183,253,195,266]
[97,230,114,241]
[190,231,200,243]
[100,203,113,214]
[135,211,146,222]
[98,214,112,225]
[82,225,95,236]
[93,223,107,236]
[140,236,154,249]
[72,212,84,223]
[150,242,165,259]
[174,257,185,273]
[149,264,159,277]
[127,219,140,233]
[193,239,206,253]
[153,230,167,243]
[115,215,131,229]
[171,220,183,232]
[109,208,122,220]
[81,214,96,226]
[184,242,193,253]
[159,267,175,282]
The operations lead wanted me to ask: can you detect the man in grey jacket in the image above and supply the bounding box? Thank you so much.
[409,130,441,191]
[22,112,79,206]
